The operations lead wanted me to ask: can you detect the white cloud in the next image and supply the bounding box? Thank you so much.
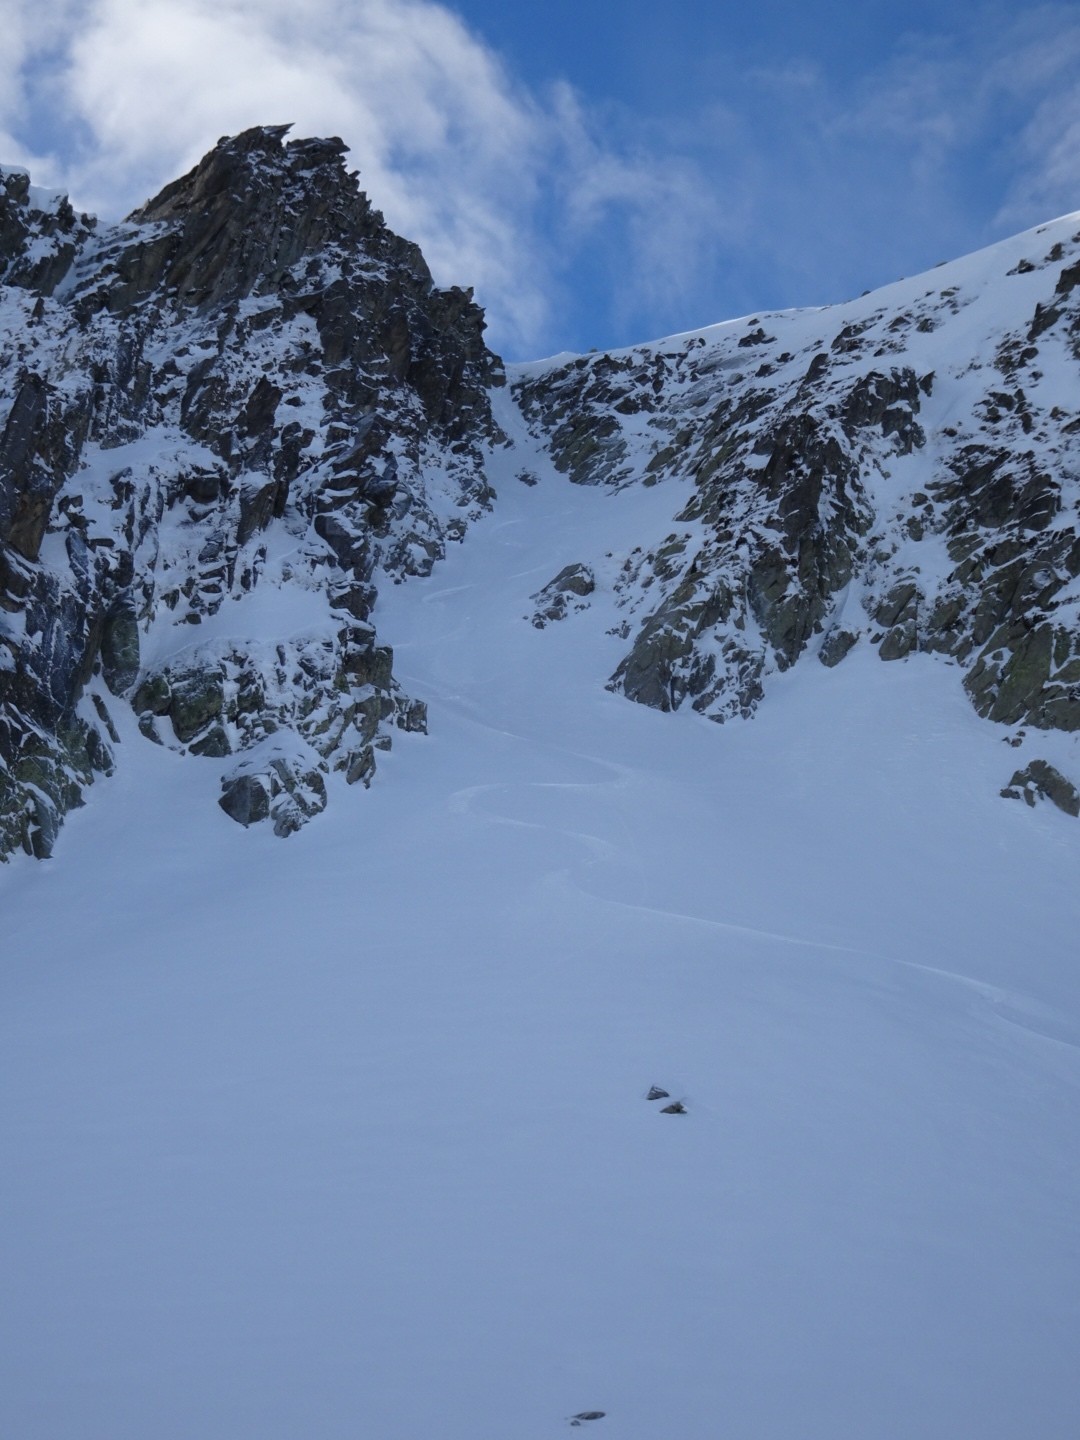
[686,5,1080,312]
[4,1,1080,356]
[35,0,555,350]
[989,8,1080,227]
[544,83,744,327]
[0,0,725,356]
[832,6,1080,228]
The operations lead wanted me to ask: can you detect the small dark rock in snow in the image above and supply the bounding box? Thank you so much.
[660,1101,687,1114]
[645,1085,669,1101]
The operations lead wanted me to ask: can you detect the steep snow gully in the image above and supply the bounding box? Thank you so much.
[2,377,1080,1440]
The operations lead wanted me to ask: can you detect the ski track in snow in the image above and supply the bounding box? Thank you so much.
[452,721,1080,1055]
[437,616,1080,1062]
[2,399,1080,1440]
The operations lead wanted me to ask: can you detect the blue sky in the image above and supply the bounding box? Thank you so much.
[457,0,953,99]
[3,1,1080,358]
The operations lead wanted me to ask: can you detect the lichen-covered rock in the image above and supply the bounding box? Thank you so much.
[99,603,141,696]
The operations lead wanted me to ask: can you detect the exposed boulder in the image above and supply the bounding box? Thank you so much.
[218,741,329,836]
[819,628,859,668]
[530,563,595,627]
[1001,760,1080,817]
[218,770,271,827]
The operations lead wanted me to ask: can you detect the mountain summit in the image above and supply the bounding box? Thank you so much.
[2,128,1080,858]
[0,126,501,855]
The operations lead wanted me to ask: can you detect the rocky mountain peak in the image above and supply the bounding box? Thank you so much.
[0,130,503,858]
[118,124,411,314]
[0,165,96,296]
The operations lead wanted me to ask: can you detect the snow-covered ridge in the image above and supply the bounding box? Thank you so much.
[511,210,1080,795]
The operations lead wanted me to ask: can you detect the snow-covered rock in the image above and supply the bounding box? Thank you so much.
[514,220,1080,742]
[0,126,502,857]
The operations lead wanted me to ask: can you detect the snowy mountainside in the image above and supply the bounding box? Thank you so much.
[2,142,1080,1440]
[4,129,1080,862]
[513,218,1080,803]
[2,418,1079,1440]
[0,126,501,857]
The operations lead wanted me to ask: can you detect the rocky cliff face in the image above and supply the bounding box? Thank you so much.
[0,126,502,857]
[4,127,1080,860]
[514,220,1080,765]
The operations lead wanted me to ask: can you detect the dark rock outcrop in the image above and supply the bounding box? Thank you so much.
[530,563,595,627]
[0,126,503,857]
[1001,759,1080,817]
[513,225,1080,752]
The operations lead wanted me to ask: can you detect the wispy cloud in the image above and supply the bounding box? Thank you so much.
[991,7,1080,226]
[684,4,1080,308]
[0,0,721,355]
[3,1,1080,356]
[5,0,555,350]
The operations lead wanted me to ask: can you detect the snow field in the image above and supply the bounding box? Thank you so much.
[2,422,1080,1439]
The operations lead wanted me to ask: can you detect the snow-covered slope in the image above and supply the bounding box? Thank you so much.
[2,433,1079,1440]
[2,136,1080,1439]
